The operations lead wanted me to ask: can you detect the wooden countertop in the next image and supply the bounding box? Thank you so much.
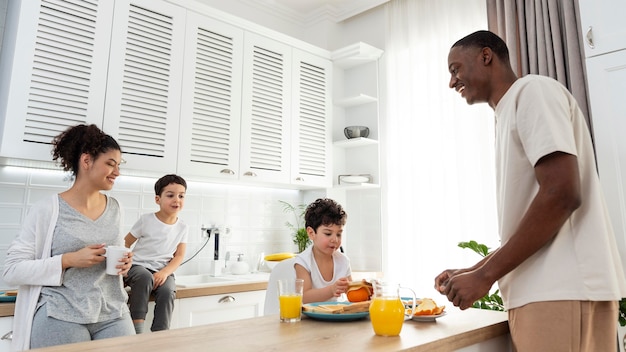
[30,307,509,351]
[0,281,269,318]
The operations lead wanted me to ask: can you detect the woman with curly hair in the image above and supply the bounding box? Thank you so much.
[3,124,135,350]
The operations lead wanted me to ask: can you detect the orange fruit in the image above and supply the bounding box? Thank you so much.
[347,287,370,302]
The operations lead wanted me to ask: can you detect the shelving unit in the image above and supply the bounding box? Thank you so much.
[327,42,383,272]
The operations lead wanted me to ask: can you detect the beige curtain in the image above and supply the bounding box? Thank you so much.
[486,0,591,129]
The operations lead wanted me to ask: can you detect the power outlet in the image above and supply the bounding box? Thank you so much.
[200,225,212,238]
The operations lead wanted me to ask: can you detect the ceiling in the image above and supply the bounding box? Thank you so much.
[242,0,390,24]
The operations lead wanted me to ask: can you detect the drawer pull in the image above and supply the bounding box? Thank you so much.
[585,26,595,49]
[218,295,235,303]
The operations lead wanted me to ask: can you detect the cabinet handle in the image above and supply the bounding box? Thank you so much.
[218,295,235,303]
[295,176,304,182]
[243,171,257,177]
[220,169,235,175]
[585,26,595,49]
[1,331,12,341]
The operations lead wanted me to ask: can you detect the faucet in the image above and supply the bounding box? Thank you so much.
[201,225,220,260]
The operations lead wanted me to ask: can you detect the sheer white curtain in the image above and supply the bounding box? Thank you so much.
[381,0,498,296]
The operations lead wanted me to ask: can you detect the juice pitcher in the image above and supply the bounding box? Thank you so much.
[369,280,417,336]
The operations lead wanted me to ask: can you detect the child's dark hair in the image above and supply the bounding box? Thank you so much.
[51,124,121,176]
[304,198,347,231]
[154,174,187,196]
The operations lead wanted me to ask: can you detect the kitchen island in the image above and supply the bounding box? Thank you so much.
[29,307,510,351]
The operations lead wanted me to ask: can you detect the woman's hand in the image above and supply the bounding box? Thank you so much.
[62,244,107,269]
[118,251,133,276]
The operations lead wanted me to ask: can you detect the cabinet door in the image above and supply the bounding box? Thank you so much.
[0,316,12,352]
[102,0,185,173]
[578,0,626,57]
[0,0,113,161]
[177,291,265,327]
[177,12,244,180]
[239,33,291,184]
[290,49,332,188]
[586,49,626,271]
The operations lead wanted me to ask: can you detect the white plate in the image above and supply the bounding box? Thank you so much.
[410,311,447,322]
[339,175,370,184]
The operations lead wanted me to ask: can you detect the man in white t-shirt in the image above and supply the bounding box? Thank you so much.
[434,30,626,351]
[124,174,189,334]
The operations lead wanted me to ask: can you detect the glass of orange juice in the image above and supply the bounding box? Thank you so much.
[278,278,304,322]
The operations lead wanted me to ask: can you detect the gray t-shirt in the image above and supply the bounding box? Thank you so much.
[39,195,129,324]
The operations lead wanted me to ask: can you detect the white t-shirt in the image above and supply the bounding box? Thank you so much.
[129,213,189,272]
[294,246,352,302]
[494,74,626,309]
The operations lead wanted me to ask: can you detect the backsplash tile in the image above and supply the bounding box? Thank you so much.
[0,166,302,288]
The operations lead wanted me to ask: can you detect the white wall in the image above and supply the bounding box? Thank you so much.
[0,166,303,289]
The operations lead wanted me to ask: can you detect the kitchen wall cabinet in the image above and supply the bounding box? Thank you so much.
[0,0,113,163]
[178,18,332,188]
[177,290,265,327]
[326,43,383,272]
[176,12,245,181]
[578,0,626,58]
[290,49,333,188]
[102,0,186,173]
[0,0,186,174]
[0,0,332,189]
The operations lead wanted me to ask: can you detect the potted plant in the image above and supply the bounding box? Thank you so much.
[279,200,310,253]
[457,240,504,311]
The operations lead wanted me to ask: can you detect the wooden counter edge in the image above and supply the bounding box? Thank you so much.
[0,282,269,317]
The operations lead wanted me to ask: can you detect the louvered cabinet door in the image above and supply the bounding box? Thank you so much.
[102,0,185,174]
[0,0,114,162]
[290,49,332,188]
[177,12,244,180]
[239,32,291,184]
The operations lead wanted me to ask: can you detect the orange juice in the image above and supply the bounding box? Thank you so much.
[369,296,405,336]
[279,294,302,321]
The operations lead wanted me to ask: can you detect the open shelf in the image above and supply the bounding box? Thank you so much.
[334,94,377,107]
[333,137,378,148]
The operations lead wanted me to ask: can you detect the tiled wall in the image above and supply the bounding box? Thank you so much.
[0,165,305,289]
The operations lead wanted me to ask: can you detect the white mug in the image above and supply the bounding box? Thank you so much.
[103,246,130,275]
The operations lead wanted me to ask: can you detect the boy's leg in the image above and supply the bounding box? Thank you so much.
[151,274,177,331]
[124,265,154,333]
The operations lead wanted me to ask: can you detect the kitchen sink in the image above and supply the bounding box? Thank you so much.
[175,273,270,288]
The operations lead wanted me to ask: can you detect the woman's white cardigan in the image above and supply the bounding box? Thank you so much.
[3,195,64,351]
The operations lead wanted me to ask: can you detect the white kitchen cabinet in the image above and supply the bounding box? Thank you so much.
[0,316,11,352]
[0,0,113,163]
[584,49,626,272]
[178,17,332,189]
[176,12,245,180]
[290,49,333,188]
[177,290,265,327]
[238,32,292,185]
[0,0,186,174]
[578,0,626,58]
[102,0,186,173]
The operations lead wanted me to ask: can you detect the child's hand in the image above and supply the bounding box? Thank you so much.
[153,271,168,287]
[331,277,350,297]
